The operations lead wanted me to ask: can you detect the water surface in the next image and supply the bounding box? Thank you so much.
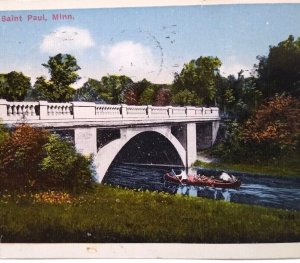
[104,163,300,211]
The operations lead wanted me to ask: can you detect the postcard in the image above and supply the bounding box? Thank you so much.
[0,0,299,259]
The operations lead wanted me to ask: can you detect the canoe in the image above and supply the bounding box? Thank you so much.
[164,172,241,189]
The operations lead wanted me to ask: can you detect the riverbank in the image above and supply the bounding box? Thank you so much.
[194,151,300,177]
[1,185,299,243]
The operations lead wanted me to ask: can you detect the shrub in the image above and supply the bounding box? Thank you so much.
[39,135,95,193]
[213,96,300,163]
[242,95,300,159]
[211,120,247,162]
[0,124,49,191]
[0,124,95,193]
[0,121,9,145]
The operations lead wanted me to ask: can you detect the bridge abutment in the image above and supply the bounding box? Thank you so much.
[212,121,220,145]
[186,123,197,167]
[74,127,97,156]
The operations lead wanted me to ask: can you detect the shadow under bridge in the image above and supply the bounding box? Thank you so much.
[94,128,186,183]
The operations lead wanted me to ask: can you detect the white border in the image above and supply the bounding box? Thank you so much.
[0,0,299,259]
[1,243,300,259]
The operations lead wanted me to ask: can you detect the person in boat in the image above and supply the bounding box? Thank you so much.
[219,172,236,182]
[175,169,188,182]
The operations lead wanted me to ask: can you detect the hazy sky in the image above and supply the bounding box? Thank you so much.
[1,4,300,87]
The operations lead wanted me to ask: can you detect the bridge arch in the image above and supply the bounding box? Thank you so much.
[94,126,186,182]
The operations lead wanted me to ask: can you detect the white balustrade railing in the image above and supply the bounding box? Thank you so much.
[46,102,73,119]
[126,105,147,117]
[150,106,169,118]
[172,107,186,117]
[5,101,39,120]
[0,99,219,123]
[95,104,121,118]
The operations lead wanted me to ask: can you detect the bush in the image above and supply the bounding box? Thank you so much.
[0,121,9,145]
[0,124,95,193]
[0,124,49,191]
[211,120,247,162]
[213,96,300,163]
[242,95,300,160]
[39,135,95,193]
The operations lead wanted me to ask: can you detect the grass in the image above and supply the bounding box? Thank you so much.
[194,151,300,177]
[0,185,300,243]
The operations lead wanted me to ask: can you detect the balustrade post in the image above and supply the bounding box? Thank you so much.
[39,101,48,120]
[167,106,173,117]
[121,104,127,118]
[210,107,219,117]
[147,105,152,118]
[71,102,96,119]
[185,106,196,117]
[0,99,8,120]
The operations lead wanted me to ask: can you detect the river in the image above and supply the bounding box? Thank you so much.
[104,163,300,211]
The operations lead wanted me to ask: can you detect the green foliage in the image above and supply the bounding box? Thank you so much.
[40,135,95,193]
[171,89,202,106]
[256,35,300,98]
[73,78,104,102]
[138,84,156,105]
[211,121,246,162]
[0,185,299,243]
[0,71,31,101]
[0,121,8,145]
[212,96,300,164]
[122,79,154,105]
[122,80,171,106]
[100,74,134,104]
[0,125,94,193]
[33,54,80,102]
[241,95,300,160]
[172,56,222,106]
[0,124,49,191]
[216,72,262,122]
[75,77,172,106]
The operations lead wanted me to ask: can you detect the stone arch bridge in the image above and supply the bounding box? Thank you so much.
[0,100,220,182]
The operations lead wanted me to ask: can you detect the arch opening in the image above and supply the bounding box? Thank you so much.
[115,131,183,165]
[102,131,184,183]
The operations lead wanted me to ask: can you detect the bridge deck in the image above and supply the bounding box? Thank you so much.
[0,100,219,128]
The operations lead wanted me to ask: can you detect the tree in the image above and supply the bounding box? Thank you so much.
[256,35,300,98]
[172,56,222,106]
[100,75,133,104]
[215,74,236,113]
[212,96,300,163]
[33,54,80,102]
[123,79,156,105]
[154,86,171,106]
[242,95,300,147]
[215,71,262,122]
[73,78,105,103]
[0,71,31,101]
[172,89,201,106]
[138,84,156,105]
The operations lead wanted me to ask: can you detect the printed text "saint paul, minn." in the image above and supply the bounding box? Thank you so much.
[1,13,75,22]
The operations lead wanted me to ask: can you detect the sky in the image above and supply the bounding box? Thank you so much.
[1,4,300,88]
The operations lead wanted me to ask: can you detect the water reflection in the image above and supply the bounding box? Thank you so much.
[104,163,300,211]
[175,184,232,202]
